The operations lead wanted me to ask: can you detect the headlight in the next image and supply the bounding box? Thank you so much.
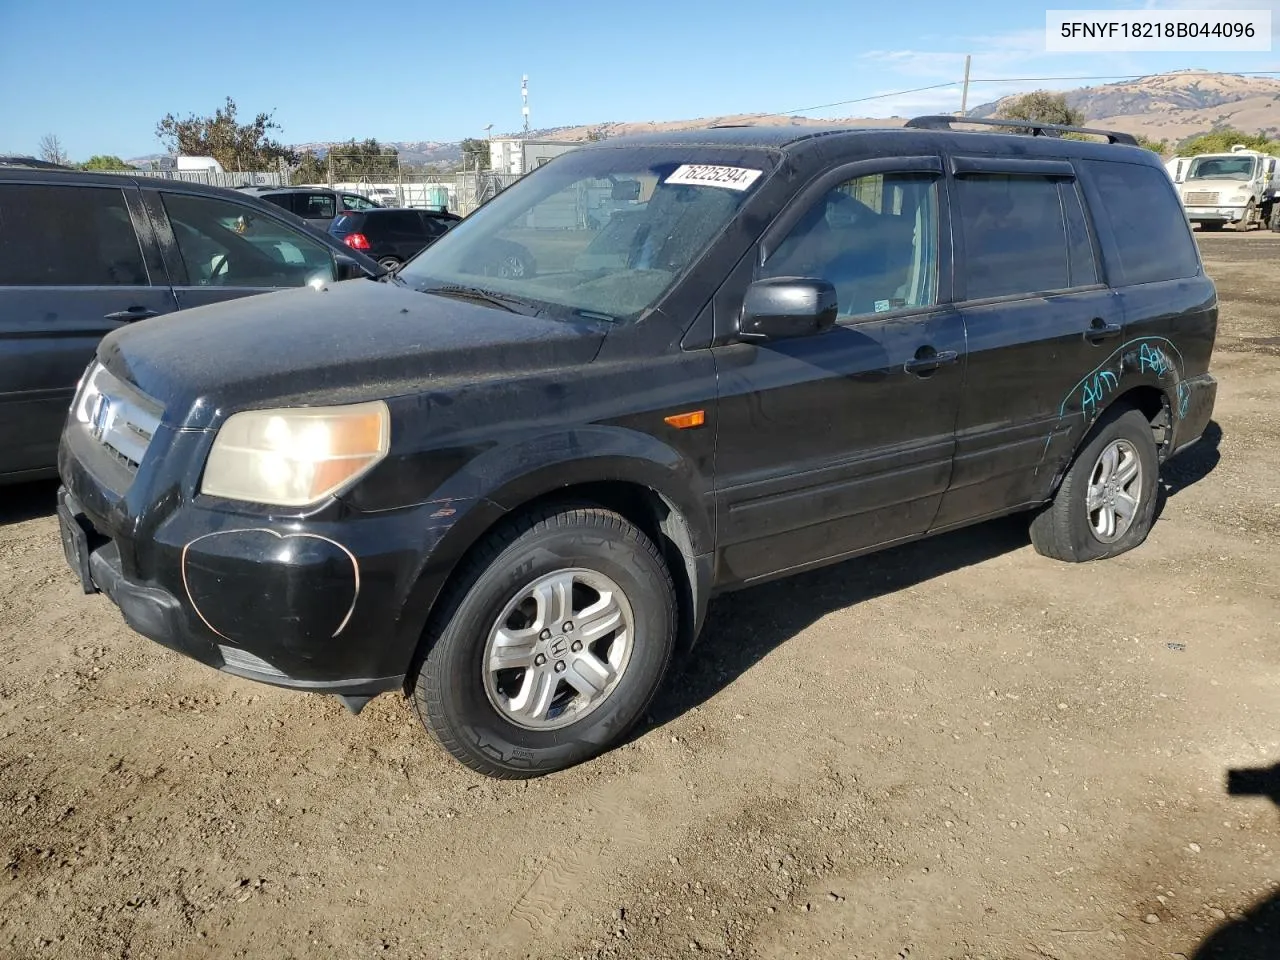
[201,401,390,507]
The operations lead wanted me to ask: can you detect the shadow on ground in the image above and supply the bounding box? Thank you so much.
[643,419,1224,735]
[0,479,58,527]
[1191,761,1280,960]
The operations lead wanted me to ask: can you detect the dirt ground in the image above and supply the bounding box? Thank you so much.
[1,233,1278,960]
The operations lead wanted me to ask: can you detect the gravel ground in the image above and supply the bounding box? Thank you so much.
[1,233,1277,960]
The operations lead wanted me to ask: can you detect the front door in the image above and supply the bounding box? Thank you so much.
[711,158,966,585]
[0,181,176,478]
[932,157,1125,529]
[141,189,339,311]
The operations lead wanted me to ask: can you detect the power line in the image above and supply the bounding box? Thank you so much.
[767,69,1280,117]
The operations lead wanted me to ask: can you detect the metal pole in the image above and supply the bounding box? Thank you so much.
[959,55,972,117]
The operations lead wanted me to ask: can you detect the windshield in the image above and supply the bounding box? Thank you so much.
[1186,156,1258,181]
[396,148,772,321]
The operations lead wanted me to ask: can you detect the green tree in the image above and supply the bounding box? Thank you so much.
[1133,136,1169,156]
[1178,127,1278,156]
[322,138,399,181]
[79,155,134,171]
[996,91,1085,128]
[291,150,326,185]
[460,138,490,170]
[155,97,296,172]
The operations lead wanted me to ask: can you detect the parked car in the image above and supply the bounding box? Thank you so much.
[56,118,1218,779]
[236,185,384,229]
[0,165,382,483]
[329,208,462,270]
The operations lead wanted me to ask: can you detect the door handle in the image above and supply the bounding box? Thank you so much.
[104,306,161,322]
[904,348,960,375]
[1084,318,1122,343]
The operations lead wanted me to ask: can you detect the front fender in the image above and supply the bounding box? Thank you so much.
[387,424,715,676]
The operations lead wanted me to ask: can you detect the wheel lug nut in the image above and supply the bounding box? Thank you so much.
[563,622,573,632]
[539,629,552,641]
[554,661,567,673]
[571,640,583,653]
[534,654,546,666]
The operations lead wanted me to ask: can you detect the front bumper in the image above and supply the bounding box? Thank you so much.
[55,425,482,702]
[1185,206,1247,223]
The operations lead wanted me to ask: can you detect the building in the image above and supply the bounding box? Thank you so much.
[487,138,583,176]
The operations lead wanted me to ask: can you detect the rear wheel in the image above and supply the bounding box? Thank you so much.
[411,504,677,778]
[1029,406,1160,563]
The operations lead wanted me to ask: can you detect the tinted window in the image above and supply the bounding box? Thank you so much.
[958,175,1069,300]
[420,214,452,237]
[300,193,337,219]
[0,184,148,286]
[161,193,336,288]
[1083,160,1200,285]
[330,213,363,235]
[1060,182,1098,287]
[261,193,298,215]
[380,211,424,233]
[761,172,939,317]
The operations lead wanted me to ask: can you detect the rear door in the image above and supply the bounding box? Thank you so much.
[0,179,175,479]
[932,156,1124,529]
[142,188,340,310]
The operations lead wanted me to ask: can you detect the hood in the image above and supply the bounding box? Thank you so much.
[98,278,609,429]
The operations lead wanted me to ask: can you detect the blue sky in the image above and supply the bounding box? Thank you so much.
[2,0,1278,160]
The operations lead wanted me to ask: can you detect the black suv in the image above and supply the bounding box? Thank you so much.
[329,208,462,270]
[56,119,1218,779]
[0,167,381,483]
[236,185,384,228]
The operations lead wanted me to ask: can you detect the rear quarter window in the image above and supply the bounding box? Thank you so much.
[1082,159,1200,285]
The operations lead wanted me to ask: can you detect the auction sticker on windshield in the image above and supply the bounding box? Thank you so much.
[665,164,763,191]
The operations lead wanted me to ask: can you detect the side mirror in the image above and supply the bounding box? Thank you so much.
[334,252,374,281]
[738,277,837,342]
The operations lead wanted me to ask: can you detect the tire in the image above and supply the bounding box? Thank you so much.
[1029,406,1160,563]
[1270,206,1280,232]
[411,504,677,778]
[1237,200,1256,231]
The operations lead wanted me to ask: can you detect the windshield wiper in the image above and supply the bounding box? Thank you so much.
[421,284,541,315]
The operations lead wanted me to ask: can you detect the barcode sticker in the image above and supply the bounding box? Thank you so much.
[664,164,763,191]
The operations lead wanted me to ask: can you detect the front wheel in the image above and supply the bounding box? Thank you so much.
[412,505,677,778]
[1238,200,1256,231]
[1029,406,1160,563]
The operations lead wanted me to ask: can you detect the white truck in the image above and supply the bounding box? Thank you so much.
[1167,145,1280,231]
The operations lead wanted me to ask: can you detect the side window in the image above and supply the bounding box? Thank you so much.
[342,194,378,211]
[760,172,939,317]
[1059,182,1098,287]
[161,193,336,288]
[385,211,423,233]
[1083,160,1199,285]
[957,174,1069,300]
[0,184,148,286]
[302,193,337,219]
[261,193,298,215]
[420,214,450,237]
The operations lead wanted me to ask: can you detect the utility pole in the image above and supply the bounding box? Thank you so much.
[521,75,530,135]
[959,55,972,117]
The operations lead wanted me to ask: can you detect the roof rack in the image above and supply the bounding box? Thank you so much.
[0,155,76,170]
[904,115,1138,146]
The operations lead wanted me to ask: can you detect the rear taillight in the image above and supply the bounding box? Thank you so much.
[344,233,370,251]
